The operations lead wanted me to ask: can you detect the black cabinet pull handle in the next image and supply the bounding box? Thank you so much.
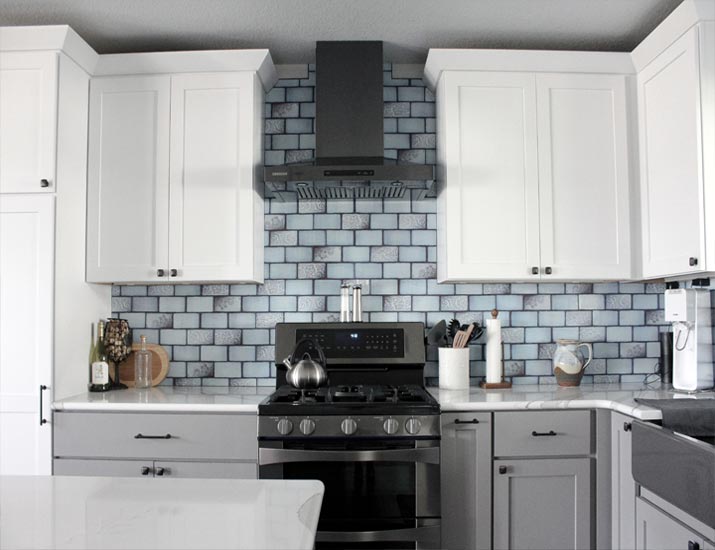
[157,269,165,277]
[140,466,151,476]
[544,266,553,275]
[689,257,698,266]
[170,269,178,277]
[155,467,166,476]
[531,266,539,275]
[134,433,172,439]
[40,179,50,188]
[623,422,632,432]
[498,465,508,475]
[39,385,48,425]
[455,418,480,424]
[531,430,557,437]
[688,541,700,550]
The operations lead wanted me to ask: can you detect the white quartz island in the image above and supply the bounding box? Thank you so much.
[0,476,323,550]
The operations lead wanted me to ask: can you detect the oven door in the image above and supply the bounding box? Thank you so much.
[259,438,440,549]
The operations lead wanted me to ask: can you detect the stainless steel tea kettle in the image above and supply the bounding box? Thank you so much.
[282,338,328,389]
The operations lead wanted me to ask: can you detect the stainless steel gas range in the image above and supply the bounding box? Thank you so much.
[258,322,441,549]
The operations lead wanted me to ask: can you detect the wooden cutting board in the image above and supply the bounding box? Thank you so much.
[116,343,169,387]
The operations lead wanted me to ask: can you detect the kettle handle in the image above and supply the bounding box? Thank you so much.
[576,342,593,371]
[287,337,327,368]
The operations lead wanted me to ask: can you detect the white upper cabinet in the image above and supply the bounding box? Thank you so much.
[428,52,633,282]
[537,73,632,281]
[86,53,274,284]
[169,73,263,282]
[86,76,171,283]
[637,22,715,279]
[436,71,540,282]
[0,52,58,193]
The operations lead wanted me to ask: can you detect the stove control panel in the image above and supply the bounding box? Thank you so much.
[260,414,440,439]
[295,328,405,358]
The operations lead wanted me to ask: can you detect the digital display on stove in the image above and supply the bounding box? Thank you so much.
[295,328,405,359]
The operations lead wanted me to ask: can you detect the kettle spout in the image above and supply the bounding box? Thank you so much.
[282,357,293,370]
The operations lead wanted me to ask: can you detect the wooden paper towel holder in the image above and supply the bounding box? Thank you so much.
[480,309,512,389]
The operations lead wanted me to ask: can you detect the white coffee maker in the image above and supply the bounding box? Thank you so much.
[664,289,714,391]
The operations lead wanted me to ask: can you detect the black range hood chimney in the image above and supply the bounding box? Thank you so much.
[264,41,435,200]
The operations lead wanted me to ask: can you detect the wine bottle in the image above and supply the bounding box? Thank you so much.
[89,320,111,392]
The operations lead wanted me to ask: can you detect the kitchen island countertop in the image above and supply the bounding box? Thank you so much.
[428,382,715,420]
[0,476,323,550]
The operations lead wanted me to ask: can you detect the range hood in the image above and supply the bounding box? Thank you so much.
[264,41,435,200]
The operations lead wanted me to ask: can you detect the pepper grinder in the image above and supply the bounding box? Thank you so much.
[351,285,362,322]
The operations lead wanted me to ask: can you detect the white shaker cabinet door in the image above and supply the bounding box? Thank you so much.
[0,195,54,475]
[168,72,264,283]
[86,75,171,283]
[638,27,705,279]
[0,52,58,194]
[437,71,540,282]
[536,73,632,280]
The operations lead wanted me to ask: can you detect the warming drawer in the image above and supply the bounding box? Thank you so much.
[632,420,715,529]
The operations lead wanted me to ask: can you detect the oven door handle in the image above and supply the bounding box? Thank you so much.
[317,524,440,544]
[258,446,440,465]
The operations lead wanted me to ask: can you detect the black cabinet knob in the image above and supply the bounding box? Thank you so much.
[170,269,178,277]
[498,465,508,475]
[689,257,698,266]
[140,466,151,476]
[531,266,539,275]
[623,422,632,432]
[40,179,50,188]
[157,269,165,277]
[155,467,166,476]
[544,266,553,275]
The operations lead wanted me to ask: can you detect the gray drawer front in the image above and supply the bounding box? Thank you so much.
[495,410,592,457]
[54,459,257,479]
[54,412,257,460]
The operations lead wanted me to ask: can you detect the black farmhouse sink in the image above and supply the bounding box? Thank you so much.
[632,420,715,529]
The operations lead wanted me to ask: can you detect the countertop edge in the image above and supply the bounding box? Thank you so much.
[52,402,261,413]
[437,399,662,420]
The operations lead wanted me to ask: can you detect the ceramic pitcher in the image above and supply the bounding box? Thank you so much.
[552,339,593,386]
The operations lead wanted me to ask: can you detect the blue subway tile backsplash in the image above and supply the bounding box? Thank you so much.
[113,65,668,387]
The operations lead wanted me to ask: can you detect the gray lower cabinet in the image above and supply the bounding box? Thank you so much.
[493,457,592,550]
[492,410,594,550]
[440,412,492,550]
[611,411,636,550]
[54,458,256,479]
[53,411,258,479]
[635,497,710,550]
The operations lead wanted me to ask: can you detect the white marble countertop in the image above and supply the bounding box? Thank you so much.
[54,383,715,420]
[0,476,323,550]
[428,382,715,420]
[53,387,273,412]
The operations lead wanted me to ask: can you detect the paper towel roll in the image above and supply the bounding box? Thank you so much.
[486,311,502,384]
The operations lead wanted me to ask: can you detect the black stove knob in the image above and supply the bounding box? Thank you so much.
[341,418,358,435]
[277,418,293,435]
[383,418,399,435]
[299,418,316,435]
[405,417,422,435]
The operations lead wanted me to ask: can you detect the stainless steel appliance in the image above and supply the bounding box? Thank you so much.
[259,322,441,549]
[664,289,714,391]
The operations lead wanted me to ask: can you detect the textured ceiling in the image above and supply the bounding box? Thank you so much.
[0,0,684,64]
